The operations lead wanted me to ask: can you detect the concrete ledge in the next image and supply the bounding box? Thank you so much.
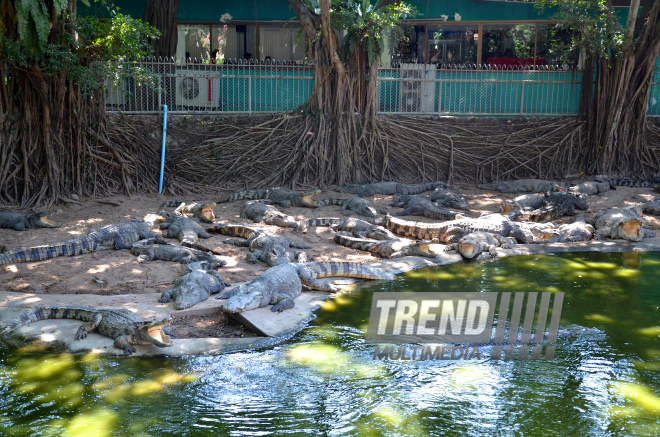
[2,237,659,356]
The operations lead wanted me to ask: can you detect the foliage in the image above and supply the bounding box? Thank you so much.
[13,0,69,53]
[330,0,416,66]
[0,11,160,89]
[535,0,623,59]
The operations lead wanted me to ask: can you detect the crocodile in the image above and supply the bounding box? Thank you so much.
[641,197,660,216]
[219,262,396,313]
[0,220,156,266]
[390,196,463,220]
[316,197,384,218]
[529,192,588,222]
[500,194,547,213]
[595,175,660,188]
[334,234,438,259]
[131,238,226,266]
[0,210,60,231]
[159,262,230,309]
[240,200,299,228]
[383,215,532,244]
[444,232,516,259]
[0,305,174,355]
[159,200,216,223]
[160,214,211,245]
[478,179,567,193]
[557,216,595,242]
[569,181,611,196]
[297,217,397,240]
[334,181,447,197]
[429,189,469,210]
[209,224,309,266]
[218,187,320,208]
[589,207,647,242]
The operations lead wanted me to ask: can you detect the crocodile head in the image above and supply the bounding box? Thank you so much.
[444,195,469,211]
[531,228,562,243]
[457,236,483,260]
[411,239,439,258]
[368,227,398,241]
[136,316,174,347]
[263,246,296,266]
[173,284,210,310]
[298,189,321,207]
[273,216,299,228]
[615,218,644,241]
[197,203,216,223]
[222,283,268,313]
[30,211,60,228]
[499,202,517,214]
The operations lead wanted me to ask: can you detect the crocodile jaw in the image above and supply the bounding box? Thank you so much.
[619,219,643,241]
[201,206,216,222]
[458,241,481,259]
[500,203,516,214]
[39,216,58,227]
[300,191,320,207]
[138,318,174,347]
[222,289,263,313]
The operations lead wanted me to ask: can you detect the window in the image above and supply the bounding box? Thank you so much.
[259,25,306,62]
[427,25,478,65]
[176,24,256,64]
[536,24,576,67]
[482,24,536,66]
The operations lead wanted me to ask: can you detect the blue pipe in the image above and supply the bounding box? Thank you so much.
[158,105,168,194]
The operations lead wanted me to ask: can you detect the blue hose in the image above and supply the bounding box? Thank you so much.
[158,105,168,194]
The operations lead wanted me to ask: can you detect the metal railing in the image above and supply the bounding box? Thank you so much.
[103,59,660,117]
[104,57,314,114]
[378,63,582,117]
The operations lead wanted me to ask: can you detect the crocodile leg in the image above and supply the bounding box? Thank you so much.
[208,271,231,289]
[199,229,211,239]
[286,239,311,249]
[137,248,156,263]
[294,251,308,263]
[113,335,137,355]
[246,252,261,263]
[75,312,103,340]
[159,286,179,303]
[270,293,296,312]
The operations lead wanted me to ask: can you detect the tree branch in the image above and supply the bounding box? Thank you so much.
[287,0,319,40]
[623,0,641,50]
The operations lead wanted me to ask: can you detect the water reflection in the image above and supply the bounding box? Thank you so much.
[1,252,659,436]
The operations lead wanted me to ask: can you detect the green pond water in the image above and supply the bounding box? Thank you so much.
[1,251,660,437]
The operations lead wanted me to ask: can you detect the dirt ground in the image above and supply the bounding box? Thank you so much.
[1,181,658,338]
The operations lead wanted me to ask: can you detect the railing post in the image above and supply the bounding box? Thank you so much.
[158,75,162,114]
[438,78,443,116]
[248,75,252,115]
[520,81,525,115]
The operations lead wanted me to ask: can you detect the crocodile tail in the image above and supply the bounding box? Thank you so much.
[423,206,460,221]
[1,306,97,337]
[0,236,98,265]
[334,234,379,251]
[405,182,447,195]
[218,190,267,203]
[316,198,343,206]
[300,262,395,281]
[304,218,341,228]
[211,224,257,239]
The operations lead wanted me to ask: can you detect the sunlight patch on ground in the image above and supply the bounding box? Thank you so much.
[87,265,111,274]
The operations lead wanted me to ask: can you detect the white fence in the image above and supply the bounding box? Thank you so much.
[104,59,660,117]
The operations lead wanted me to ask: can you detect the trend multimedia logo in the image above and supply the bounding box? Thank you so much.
[367,292,564,361]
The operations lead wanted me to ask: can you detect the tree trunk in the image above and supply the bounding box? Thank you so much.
[143,0,180,58]
[583,0,660,175]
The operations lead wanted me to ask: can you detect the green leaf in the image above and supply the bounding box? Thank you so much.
[80,0,91,6]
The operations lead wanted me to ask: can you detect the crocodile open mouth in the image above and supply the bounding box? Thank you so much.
[301,194,318,206]
[459,242,476,258]
[417,243,433,254]
[39,216,57,226]
[622,219,642,238]
[202,207,215,221]
[147,325,172,346]
[500,203,515,214]
[532,229,557,241]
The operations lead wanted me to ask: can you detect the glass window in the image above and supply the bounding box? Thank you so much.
[427,24,478,65]
[482,24,536,66]
[536,24,576,67]
[259,25,306,62]
[176,24,256,64]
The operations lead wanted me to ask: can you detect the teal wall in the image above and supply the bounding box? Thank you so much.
[78,0,555,22]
